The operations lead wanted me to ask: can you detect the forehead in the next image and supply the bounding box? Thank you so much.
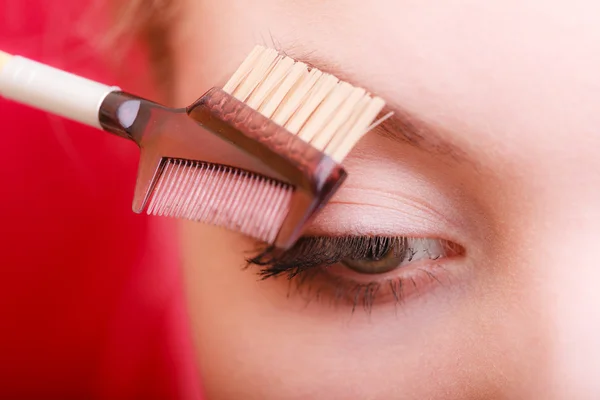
[177,0,600,171]
[284,0,598,156]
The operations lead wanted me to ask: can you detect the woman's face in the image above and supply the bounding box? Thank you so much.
[169,0,600,398]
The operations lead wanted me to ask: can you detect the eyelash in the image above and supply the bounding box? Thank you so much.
[246,236,464,313]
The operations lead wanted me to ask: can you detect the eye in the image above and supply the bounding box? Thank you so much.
[249,235,463,312]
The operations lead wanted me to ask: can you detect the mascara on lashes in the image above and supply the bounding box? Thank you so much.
[247,235,460,278]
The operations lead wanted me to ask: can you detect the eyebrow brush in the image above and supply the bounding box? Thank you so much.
[0,46,386,250]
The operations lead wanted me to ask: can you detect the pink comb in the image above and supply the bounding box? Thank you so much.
[147,159,293,244]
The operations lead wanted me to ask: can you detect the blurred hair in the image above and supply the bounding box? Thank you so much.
[109,0,178,97]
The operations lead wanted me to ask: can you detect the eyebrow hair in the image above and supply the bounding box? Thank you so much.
[375,105,467,163]
[271,42,469,164]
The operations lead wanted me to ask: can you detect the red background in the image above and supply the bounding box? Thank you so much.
[0,1,200,398]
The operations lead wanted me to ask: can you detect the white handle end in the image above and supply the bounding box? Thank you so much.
[0,56,119,129]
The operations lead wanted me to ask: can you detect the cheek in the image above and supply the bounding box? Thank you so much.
[177,221,542,399]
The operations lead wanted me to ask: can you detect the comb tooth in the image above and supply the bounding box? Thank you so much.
[146,160,169,214]
[206,166,228,226]
[196,164,228,223]
[190,163,218,221]
[184,162,212,220]
[171,159,192,217]
[166,159,183,216]
[156,159,177,215]
[160,159,183,216]
[196,164,221,224]
[267,183,290,238]
[214,169,242,227]
[219,167,240,226]
[271,187,293,242]
[268,184,294,242]
[238,176,268,236]
[146,160,167,215]
[228,171,253,230]
[234,176,257,237]
[210,167,231,225]
[177,161,201,218]
[210,166,235,224]
[258,181,285,241]
[227,171,252,228]
[248,179,275,236]
[180,162,200,219]
[224,171,247,227]
[146,160,294,243]
[154,160,177,216]
[231,174,258,235]
[172,160,193,218]
[254,179,278,238]
[205,167,232,224]
[250,178,277,236]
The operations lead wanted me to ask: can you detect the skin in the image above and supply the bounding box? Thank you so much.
[165,0,600,398]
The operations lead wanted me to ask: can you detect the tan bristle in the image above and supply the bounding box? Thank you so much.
[224,45,388,163]
[147,158,294,243]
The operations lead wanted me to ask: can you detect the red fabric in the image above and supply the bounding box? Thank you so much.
[0,2,200,399]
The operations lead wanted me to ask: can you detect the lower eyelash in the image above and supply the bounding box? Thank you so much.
[261,261,449,313]
[286,268,383,313]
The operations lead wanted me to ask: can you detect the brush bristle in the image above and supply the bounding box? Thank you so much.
[146,158,294,243]
[222,45,387,163]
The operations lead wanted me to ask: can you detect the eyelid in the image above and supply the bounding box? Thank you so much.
[306,193,464,245]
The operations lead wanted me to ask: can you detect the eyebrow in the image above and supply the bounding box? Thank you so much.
[274,43,469,164]
[375,105,467,163]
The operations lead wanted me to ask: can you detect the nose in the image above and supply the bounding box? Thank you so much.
[531,205,600,399]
